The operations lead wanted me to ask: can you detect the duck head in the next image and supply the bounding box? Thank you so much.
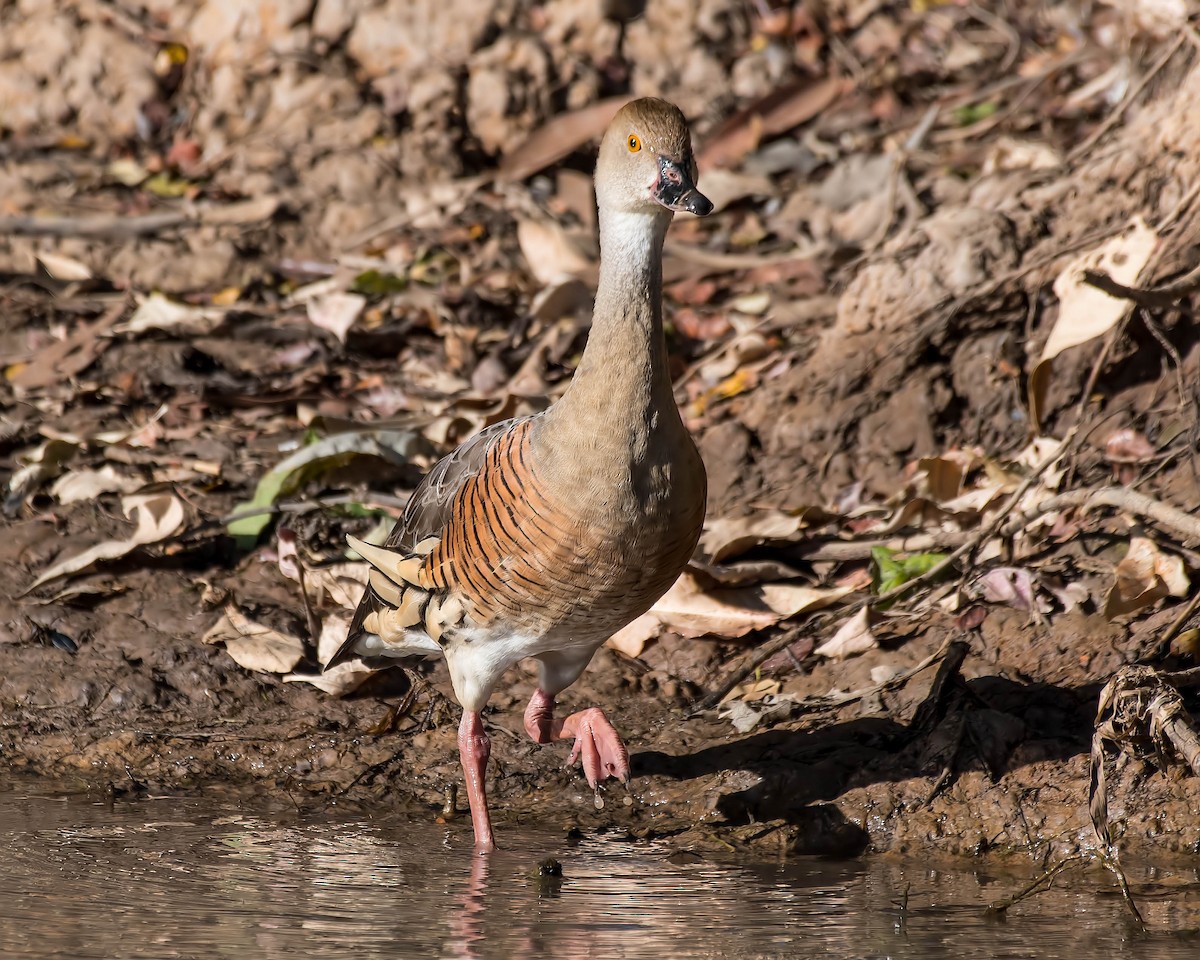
[596,98,713,218]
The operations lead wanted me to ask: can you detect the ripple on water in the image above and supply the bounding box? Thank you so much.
[1,785,1199,959]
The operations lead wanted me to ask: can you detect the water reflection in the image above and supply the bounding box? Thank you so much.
[1,786,1199,959]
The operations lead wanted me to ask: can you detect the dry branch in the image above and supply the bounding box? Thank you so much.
[0,211,189,238]
[1090,665,1200,854]
[1014,487,1200,543]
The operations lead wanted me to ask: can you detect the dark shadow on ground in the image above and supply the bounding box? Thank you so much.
[634,675,1101,847]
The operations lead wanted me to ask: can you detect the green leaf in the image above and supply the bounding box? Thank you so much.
[143,172,193,198]
[226,429,424,549]
[333,502,390,519]
[352,269,407,296]
[952,101,997,127]
[871,546,949,597]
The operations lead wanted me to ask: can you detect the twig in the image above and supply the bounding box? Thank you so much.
[1102,853,1147,930]
[966,3,1021,73]
[697,635,954,715]
[790,639,955,712]
[217,493,409,526]
[291,545,322,645]
[862,104,937,254]
[1081,269,1200,312]
[1143,258,1200,297]
[788,530,970,563]
[1008,486,1200,542]
[694,622,813,711]
[1069,34,1188,163]
[663,240,823,272]
[673,315,774,391]
[985,856,1085,915]
[698,434,1077,713]
[1159,589,1200,652]
[339,746,409,795]
[92,0,174,44]
[0,211,190,238]
[895,882,910,934]
[1138,308,1191,417]
[1163,665,1200,688]
[872,426,1080,607]
[132,728,316,741]
[1076,322,1123,421]
[933,60,1058,145]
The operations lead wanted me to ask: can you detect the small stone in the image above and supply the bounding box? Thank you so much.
[537,856,563,877]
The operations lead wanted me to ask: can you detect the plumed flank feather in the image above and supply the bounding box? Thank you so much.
[326,419,521,670]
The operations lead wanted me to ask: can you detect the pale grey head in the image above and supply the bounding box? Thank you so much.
[595,98,713,218]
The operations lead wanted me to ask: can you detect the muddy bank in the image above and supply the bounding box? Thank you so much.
[5,576,1200,862]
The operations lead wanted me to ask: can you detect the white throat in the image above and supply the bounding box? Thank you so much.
[596,206,670,292]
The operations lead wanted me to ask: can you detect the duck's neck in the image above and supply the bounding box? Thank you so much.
[554,206,674,427]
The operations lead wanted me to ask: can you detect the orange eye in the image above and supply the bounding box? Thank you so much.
[627,135,641,152]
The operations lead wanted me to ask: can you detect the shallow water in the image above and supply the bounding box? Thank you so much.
[1,785,1198,959]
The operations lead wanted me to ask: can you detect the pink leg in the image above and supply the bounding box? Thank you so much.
[457,710,495,850]
[523,689,631,788]
[523,688,558,744]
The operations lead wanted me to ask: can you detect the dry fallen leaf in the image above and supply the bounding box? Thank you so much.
[276,527,302,581]
[700,75,847,169]
[307,292,367,342]
[608,571,852,654]
[273,533,373,693]
[1104,428,1156,464]
[36,251,92,281]
[981,136,1062,175]
[1104,536,1190,618]
[719,693,801,733]
[516,219,594,285]
[10,302,123,390]
[1043,217,1158,360]
[120,292,227,335]
[606,618,659,658]
[814,607,878,659]
[26,492,185,590]
[49,466,141,504]
[1044,577,1089,613]
[498,97,627,182]
[718,677,781,705]
[198,195,280,225]
[973,566,1045,613]
[696,168,775,213]
[203,604,306,674]
[5,438,80,511]
[530,277,591,322]
[302,562,368,611]
[284,613,376,696]
[1109,0,1190,38]
[700,507,835,564]
[1030,217,1157,426]
[917,454,968,502]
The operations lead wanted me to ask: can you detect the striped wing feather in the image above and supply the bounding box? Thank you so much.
[424,420,702,639]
